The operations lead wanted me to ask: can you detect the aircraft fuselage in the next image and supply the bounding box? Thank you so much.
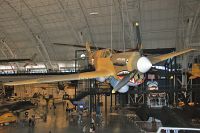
[92,49,145,86]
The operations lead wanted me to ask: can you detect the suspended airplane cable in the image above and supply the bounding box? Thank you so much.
[121,0,126,52]
[110,0,113,51]
[137,0,142,48]
[190,4,200,43]
[124,0,134,48]
[137,0,142,24]
[175,0,181,50]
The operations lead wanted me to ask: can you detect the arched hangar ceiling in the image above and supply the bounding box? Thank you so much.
[0,0,199,70]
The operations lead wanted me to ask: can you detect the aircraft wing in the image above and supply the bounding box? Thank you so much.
[149,48,195,65]
[3,70,114,86]
[189,71,200,79]
[189,75,199,79]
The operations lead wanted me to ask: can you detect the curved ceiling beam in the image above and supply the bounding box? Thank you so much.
[117,0,126,50]
[111,0,126,49]
[0,25,17,58]
[3,0,55,69]
[1,39,15,58]
[21,0,58,69]
[0,24,21,70]
[124,0,135,47]
[3,0,37,47]
[77,0,96,47]
[0,39,19,71]
[55,0,82,44]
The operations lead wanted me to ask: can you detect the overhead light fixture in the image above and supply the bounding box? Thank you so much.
[112,89,116,94]
[80,53,86,58]
[89,12,99,15]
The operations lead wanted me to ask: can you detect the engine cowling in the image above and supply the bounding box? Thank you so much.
[108,77,129,93]
[137,57,152,73]
[118,85,129,93]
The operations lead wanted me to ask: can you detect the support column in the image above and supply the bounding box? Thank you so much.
[104,94,107,127]
[0,83,5,100]
[94,94,96,113]
[120,94,126,107]
[89,94,92,115]
[115,93,117,106]
[110,93,112,112]
[128,93,130,105]
[96,94,100,115]
[105,95,107,114]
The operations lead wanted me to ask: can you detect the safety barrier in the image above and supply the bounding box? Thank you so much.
[156,127,200,133]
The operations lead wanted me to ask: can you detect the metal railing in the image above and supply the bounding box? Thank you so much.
[156,127,200,133]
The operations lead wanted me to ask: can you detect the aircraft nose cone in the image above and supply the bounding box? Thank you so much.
[137,57,152,73]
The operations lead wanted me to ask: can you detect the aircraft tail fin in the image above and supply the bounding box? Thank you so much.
[85,42,91,54]
[85,42,93,65]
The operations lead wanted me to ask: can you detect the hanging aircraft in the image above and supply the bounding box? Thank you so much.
[3,22,196,93]
[189,63,200,79]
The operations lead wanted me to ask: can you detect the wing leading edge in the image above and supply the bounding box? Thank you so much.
[149,48,195,65]
[3,70,114,86]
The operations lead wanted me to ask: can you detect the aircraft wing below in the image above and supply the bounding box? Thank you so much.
[3,70,114,86]
[148,48,195,65]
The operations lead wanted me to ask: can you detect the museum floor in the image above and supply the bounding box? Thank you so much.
[0,104,143,133]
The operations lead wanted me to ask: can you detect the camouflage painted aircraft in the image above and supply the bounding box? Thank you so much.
[189,63,200,79]
[3,23,195,93]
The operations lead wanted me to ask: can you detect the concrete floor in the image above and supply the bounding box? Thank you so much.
[0,104,143,133]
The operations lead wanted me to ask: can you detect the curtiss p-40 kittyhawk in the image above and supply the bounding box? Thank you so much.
[3,23,196,93]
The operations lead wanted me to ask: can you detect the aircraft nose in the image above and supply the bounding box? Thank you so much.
[137,56,152,73]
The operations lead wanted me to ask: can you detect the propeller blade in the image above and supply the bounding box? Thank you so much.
[114,70,137,91]
[133,22,143,55]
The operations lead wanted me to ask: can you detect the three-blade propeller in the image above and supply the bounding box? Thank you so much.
[114,22,144,92]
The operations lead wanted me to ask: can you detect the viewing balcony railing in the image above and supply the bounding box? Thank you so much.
[156,127,200,133]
